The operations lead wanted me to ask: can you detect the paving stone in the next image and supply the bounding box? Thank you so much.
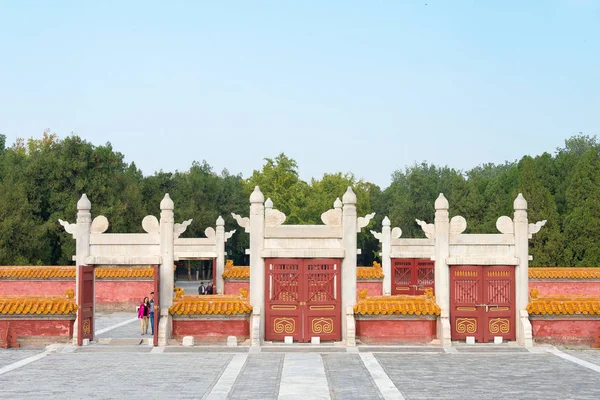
[359,346,443,353]
[227,353,283,400]
[564,349,600,367]
[375,352,600,400]
[0,352,232,400]
[0,349,45,369]
[322,354,384,400]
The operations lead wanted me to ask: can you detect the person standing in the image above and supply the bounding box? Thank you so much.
[198,283,206,295]
[149,292,155,336]
[137,297,150,335]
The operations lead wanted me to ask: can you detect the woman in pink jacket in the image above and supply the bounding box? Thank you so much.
[137,297,150,335]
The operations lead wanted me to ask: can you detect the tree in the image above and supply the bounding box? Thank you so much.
[563,149,600,265]
[517,156,564,266]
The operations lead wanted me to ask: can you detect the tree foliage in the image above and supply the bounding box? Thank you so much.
[0,132,599,266]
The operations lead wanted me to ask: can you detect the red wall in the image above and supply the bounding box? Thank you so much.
[529,281,600,296]
[224,281,250,295]
[96,281,154,305]
[356,319,437,344]
[531,319,600,345]
[0,280,153,310]
[172,319,249,343]
[0,319,74,344]
[0,281,72,296]
[357,281,383,297]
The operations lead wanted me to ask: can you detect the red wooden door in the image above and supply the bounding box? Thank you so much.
[450,266,483,342]
[450,266,515,343]
[265,259,303,342]
[153,264,160,347]
[483,266,515,342]
[304,259,341,342]
[265,259,341,342]
[392,259,435,295]
[77,265,94,346]
[415,259,435,295]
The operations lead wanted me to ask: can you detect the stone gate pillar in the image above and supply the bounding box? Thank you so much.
[513,193,532,346]
[73,194,92,345]
[381,216,392,296]
[249,187,265,344]
[216,216,225,295]
[158,194,175,346]
[434,193,451,347]
[342,187,357,344]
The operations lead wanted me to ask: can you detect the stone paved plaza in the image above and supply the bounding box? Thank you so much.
[1,316,600,399]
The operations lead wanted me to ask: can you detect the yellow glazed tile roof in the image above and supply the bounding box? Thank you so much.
[0,266,153,279]
[354,288,440,316]
[0,266,75,279]
[527,288,600,315]
[0,292,77,315]
[529,268,600,280]
[357,262,384,279]
[169,291,252,316]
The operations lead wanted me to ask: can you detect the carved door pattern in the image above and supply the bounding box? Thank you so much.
[265,259,341,342]
[77,265,94,346]
[392,259,435,295]
[450,266,515,343]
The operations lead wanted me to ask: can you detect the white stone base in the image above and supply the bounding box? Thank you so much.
[182,336,194,347]
[227,336,237,347]
[466,336,475,345]
[284,336,293,344]
[311,337,321,345]
[494,336,503,344]
[82,338,90,346]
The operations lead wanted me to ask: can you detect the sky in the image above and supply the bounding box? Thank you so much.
[1,1,598,188]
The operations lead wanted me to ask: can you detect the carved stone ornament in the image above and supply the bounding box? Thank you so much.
[416,219,435,239]
[232,213,250,232]
[90,216,109,233]
[321,208,342,226]
[204,227,216,240]
[357,212,376,233]
[370,230,382,242]
[391,227,402,239]
[265,208,286,228]
[142,215,159,233]
[496,216,514,234]
[174,219,192,238]
[58,219,76,238]
[528,220,547,239]
[225,229,236,241]
[449,216,467,235]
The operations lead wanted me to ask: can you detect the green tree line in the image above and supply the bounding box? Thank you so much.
[0,131,598,267]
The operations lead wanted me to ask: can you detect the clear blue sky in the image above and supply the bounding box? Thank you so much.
[1,1,598,188]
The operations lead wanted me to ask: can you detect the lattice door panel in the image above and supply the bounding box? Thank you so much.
[450,266,483,342]
[415,260,435,295]
[392,260,413,294]
[304,259,341,342]
[265,259,303,342]
[483,266,515,342]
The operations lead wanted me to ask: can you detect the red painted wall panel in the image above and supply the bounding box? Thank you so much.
[172,319,249,342]
[0,281,73,296]
[356,319,437,344]
[0,280,153,308]
[531,319,600,344]
[224,281,250,296]
[356,281,383,297]
[0,319,74,338]
[529,281,600,296]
